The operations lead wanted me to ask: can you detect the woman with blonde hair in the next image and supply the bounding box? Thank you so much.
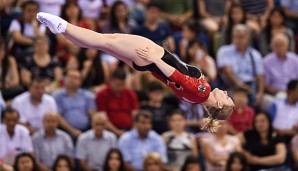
[143,153,168,171]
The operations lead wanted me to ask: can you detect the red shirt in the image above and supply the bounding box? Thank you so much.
[152,70,211,104]
[96,85,139,129]
[227,106,255,133]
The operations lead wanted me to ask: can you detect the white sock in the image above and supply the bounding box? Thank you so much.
[36,12,68,34]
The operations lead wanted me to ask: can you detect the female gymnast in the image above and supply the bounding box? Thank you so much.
[36,12,234,133]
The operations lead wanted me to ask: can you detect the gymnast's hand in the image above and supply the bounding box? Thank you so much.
[135,47,160,63]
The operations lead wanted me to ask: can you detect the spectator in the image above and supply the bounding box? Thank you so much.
[52,155,73,171]
[34,0,65,16]
[13,153,39,171]
[143,153,168,171]
[8,1,45,60]
[268,80,298,140]
[280,0,298,32]
[140,82,170,134]
[221,3,247,45]
[0,108,33,161]
[180,155,201,171]
[20,35,63,92]
[238,112,287,170]
[162,109,198,170]
[262,33,298,109]
[102,148,126,171]
[118,110,168,171]
[201,122,242,171]
[217,24,265,106]
[291,134,298,169]
[76,113,117,171]
[96,69,139,136]
[227,89,255,134]
[32,112,74,170]
[11,77,58,133]
[0,39,22,101]
[102,1,136,34]
[67,48,109,92]
[225,152,249,171]
[132,2,175,52]
[258,7,295,56]
[53,69,97,138]
[186,40,217,82]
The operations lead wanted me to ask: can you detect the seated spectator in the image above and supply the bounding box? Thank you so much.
[96,69,139,136]
[32,112,74,170]
[76,113,117,171]
[225,152,249,171]
[217,24,265,106]
[132,2,175,52]
[11,77,58,134]
[238,112,287,170]
[221,3,247,45]
[102,148,126,171]
[143,153,168,171]
[13,153,39,171]
[0,39,22,101]
[186,40,217,82]
[162,109,198,170]
[8,1,45,60]
[140,82,170,134]
[53,69,96,139]
[181,155,201,171]
[52,155,73,171]
[227,89,255,134]
[20,35,63,92]
[262,34,298,109]
[35,0,65,16]
[119,110,168,171]
[281,0,298,32]
[102,1,136,34]
[67,48,109,92]
[0,108,33,163]
[291,134,298,170]
[268,80,298,141]
[201,122,242,171]
[258,7,295,56]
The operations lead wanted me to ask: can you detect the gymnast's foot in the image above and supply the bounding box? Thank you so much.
[36,12,67,34]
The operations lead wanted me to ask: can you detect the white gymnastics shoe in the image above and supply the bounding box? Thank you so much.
[36,12,68,34]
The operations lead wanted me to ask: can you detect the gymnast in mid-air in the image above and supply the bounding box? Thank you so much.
[36,12,234,133]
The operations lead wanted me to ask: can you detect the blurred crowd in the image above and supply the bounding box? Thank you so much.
[1,0,298,171]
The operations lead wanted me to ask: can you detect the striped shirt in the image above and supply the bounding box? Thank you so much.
[241,0,267,15]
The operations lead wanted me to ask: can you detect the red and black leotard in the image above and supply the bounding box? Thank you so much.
[133,49,211,104]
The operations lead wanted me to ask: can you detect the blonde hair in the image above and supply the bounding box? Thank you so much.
[201,105,234,133]
[143,153,166,171]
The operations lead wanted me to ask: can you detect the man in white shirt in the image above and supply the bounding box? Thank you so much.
[0,108,33,162]
[11,78,58,134]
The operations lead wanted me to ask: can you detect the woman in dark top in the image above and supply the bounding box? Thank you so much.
[238,112,287,171]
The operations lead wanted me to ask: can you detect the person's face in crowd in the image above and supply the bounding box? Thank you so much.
[148,90,164,103]
[145,159,162,171]
[17,156,34,171]
[231,157,243,171]
[135,116,152,137]
[56,159,71,171]
[85,49,98,60]
[34,39,49,55]
[111,78,125,94]
[182,25,196,41]
[4,111,19,131]
[24,4,39,22]
[29,81,45,101]
[254,113,269,133]
[146,7,160,24]
[92,115,106,137]
[232,91,248,108]
[232,30,249,51]
[186,163,201,171]
[188,43,206,62]
[108,152,121,171]
[272,35,288,58]
[270,11,284,27]
[231,7,244,24]
[66,3,80,20]
[169,113,186,132]
[43,114,58,133]
[115,4,127,21]
[211,88,234,109]
[65,70,81,91]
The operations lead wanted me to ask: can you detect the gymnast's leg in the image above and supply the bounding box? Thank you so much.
[36,12,164,67]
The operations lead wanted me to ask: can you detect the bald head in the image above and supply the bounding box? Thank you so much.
[92,112,107,137]
[43,112,58,134]
[272,33,289,58]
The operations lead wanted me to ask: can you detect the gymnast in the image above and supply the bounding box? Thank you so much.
[36,12,234,133]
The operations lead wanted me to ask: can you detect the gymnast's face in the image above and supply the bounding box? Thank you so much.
[212,88,234,108]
